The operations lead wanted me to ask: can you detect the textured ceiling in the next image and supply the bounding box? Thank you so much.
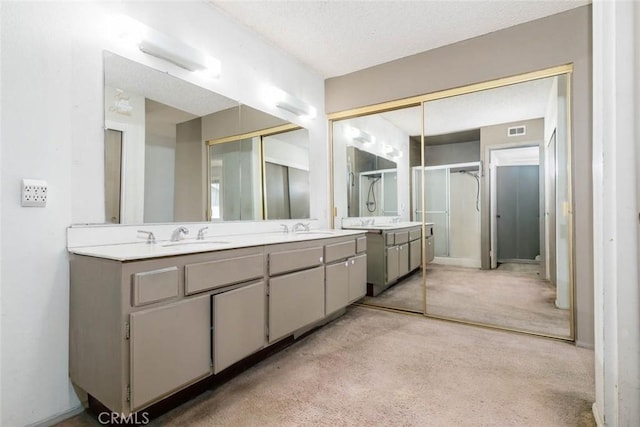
[209,0,590,78]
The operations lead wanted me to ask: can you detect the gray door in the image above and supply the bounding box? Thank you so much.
[496,165,540,261]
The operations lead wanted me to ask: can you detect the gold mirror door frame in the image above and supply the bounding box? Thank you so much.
[329,64,575,342]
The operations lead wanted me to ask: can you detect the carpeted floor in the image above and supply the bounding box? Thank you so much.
[58,306,593,427]
[362,263,571,338]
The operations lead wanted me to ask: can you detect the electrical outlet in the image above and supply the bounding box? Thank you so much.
[22,179,48,207]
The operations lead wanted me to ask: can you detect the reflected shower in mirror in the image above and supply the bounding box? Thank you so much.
[421,74,572,339]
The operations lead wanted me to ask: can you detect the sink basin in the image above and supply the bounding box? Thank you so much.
[161,240,230,248]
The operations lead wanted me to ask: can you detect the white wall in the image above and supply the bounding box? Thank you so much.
[0,2,325,426]
[593,1,640,426]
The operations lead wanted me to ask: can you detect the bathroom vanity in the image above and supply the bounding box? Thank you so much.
[342,222,434,296]
[68,230,365,416]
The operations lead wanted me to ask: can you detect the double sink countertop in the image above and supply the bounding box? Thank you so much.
[68,229,365,262]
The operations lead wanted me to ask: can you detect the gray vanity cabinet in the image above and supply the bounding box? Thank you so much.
[268,266,325,343]
[69,232,365,416]
[385,245,399,285]
[398,243,409,277]
[410,239,421,271]
[325,253,367,315]
[212,281,266,374]
[129,295,210,411]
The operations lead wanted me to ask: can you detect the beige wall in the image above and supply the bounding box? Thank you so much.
[326,6,593,347]
[175,118,205,222]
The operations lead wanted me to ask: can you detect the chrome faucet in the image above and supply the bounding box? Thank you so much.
[280,224,290,234]
[293,222,310,233]
[137,230,156,244]
[170,226,189,242]
[196,226,209,240]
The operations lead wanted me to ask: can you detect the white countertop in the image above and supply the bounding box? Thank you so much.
[341,221,430,232]
[68,229,365,261]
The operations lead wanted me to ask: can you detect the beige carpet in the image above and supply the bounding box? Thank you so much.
[363,263,570,338]
[58,306,593,427]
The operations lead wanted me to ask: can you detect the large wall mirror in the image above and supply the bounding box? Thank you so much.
[103,51,310,224]
[330,67,574,341]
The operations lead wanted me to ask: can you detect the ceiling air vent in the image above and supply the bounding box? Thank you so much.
[507,125,526,137]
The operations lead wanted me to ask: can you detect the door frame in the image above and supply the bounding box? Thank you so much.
[488,144,541,268]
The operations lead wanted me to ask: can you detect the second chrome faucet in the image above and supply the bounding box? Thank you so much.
[170,226,189,242]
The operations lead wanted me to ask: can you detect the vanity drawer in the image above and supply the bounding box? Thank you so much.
[356,236,367,253]
[324,240,356,263]
[269,246,324,276]
[409,228,421,241]
[132,267,179,306]
[394,231,409,245]
[185,254,263,295]
[385,232,394,246]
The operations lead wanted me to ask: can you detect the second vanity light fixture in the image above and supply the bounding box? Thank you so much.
[112,15,221,78]
[267,86,317,120]
[345,127,374,145]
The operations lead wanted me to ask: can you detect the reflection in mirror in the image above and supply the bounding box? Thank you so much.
[332,106,424,314]
[209,138,261,221]
[332,106,421,222]
[207,126,310,221]
[103,51,310,225]
[263,128,310,220]
[421,74,572,339]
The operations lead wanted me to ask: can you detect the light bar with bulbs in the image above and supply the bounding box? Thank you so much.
[112,15,221,78]
[345,127,374,145]
[266,86,317,119]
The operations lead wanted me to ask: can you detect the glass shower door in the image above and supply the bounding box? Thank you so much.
[424,168,449,257]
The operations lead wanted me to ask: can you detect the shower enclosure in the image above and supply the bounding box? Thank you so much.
[413,161,481,267]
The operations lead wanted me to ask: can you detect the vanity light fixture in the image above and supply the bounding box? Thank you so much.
[111,15,221,78]
[267,86,317,119]
[345,127,374,145]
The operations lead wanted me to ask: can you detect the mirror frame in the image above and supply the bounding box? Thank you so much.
[328,63,575,342]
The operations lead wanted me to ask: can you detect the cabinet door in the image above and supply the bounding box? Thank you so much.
[213,281,266,374]
[409,239,421,271]
[269,266,325,343]
[325,261,349,315]
[129,295,210,412]
[426,235,435,263]
[348,254,367,303]
[386,246,399,284]
[398,243,409,277]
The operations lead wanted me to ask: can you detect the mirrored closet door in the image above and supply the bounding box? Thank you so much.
[420,72,573,339]
[332,105,426,313]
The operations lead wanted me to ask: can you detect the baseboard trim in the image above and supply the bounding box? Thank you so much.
[592,402,604,427]
[27,405,85,427]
